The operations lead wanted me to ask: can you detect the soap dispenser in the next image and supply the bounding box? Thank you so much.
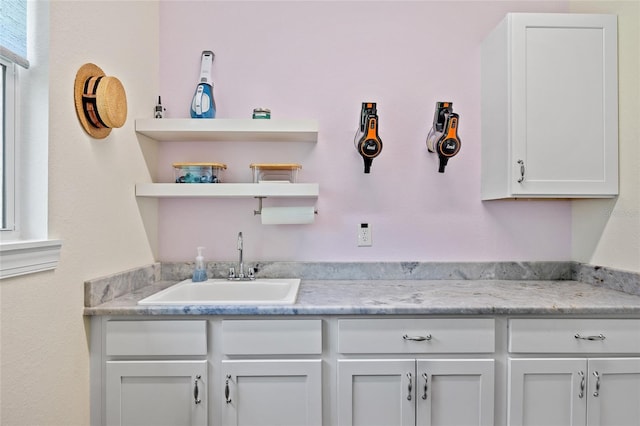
[192,247,208,282]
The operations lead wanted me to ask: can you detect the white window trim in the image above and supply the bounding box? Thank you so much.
[0,239,62,279]
[0,0,61,280]
[1,58,17,232]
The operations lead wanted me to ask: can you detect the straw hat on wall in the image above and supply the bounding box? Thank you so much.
[74,63,127,139]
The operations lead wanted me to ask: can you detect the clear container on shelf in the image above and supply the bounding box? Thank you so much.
[173,162,227,183]
[250,163,301,183]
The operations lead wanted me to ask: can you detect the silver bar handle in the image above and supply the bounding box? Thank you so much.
[593,371,600,397]
[403,334,432,342]
[422,373,428,400]
[407,373,412,401]
[517,160,525,183]
[575,333,606,341]
[194,375,202,404]
[578,371,585,398]
[225,375,232,404]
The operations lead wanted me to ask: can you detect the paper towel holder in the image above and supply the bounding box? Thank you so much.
[253,197,318,216]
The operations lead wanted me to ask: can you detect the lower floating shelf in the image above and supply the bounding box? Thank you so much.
[135,183,319,198]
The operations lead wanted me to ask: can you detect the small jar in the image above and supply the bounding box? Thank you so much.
[252,108,271,119]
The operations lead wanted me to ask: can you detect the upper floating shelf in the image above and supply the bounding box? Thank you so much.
[135,118,319,142]
[135,183,319,198]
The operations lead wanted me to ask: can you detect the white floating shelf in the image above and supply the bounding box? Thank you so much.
[135,118,318,142]
[135,183,319,198]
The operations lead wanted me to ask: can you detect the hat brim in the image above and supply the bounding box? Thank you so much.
[74,63,111,139]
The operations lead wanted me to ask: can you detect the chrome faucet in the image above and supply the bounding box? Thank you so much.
[228,232,254,280]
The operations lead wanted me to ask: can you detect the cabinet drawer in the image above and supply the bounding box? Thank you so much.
[222,319,322,355]
[106,320,207,356]
[338,318,495,354]
[509,319,640,353]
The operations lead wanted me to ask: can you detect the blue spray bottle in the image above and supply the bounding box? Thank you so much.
[190,51,216,118]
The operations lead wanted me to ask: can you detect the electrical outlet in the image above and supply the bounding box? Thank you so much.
[358,223,372,247]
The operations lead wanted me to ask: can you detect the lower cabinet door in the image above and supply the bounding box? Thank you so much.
[509,358,587,426]
[221,359,322,426]
[586,358,640,426]
[105,360,207,426]
[416,359,495,426]
[337,359,416,426]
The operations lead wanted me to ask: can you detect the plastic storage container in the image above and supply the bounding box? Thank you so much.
[250,163,301,183]
[173,162,227,183]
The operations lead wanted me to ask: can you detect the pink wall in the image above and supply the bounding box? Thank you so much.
[157,1,571,262]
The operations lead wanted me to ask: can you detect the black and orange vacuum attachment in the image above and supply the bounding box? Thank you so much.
[355,102,383,173]
[426,102,461,173]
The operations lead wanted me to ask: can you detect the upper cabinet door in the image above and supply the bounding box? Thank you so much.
[481,13,618,199]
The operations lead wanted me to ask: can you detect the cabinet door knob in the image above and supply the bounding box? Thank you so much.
[578,371,585,398]
[593,371,600,397]
[422,373,428,400]
[402,334,432,342]
[574,333,606,341]
[517,160,526,183]
[193,375,202,405]
[225,374,232,404]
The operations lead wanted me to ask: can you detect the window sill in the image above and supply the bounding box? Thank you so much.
[0,239,62,279]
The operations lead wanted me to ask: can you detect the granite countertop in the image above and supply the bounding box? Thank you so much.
[83,278,640,317]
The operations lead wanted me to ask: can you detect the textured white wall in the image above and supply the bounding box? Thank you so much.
[0,1,158,425]
[570,0,640,273]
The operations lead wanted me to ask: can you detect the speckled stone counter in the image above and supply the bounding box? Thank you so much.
[84,275,640,317]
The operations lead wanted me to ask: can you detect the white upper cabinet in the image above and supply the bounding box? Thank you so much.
[481,13,618,199]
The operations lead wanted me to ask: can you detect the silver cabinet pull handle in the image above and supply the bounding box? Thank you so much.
[407,373,412,401]
[575,333,606,341]
[403,334,432,341]
[593,371,600,397]
[578,371,585,398]
[422,373,428,400]
[517,160,525,183]
[225,375,232,404]
[194,375,202,404]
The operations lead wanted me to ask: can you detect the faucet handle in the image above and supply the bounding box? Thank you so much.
[247,268,255,279]
[228,267,235,278]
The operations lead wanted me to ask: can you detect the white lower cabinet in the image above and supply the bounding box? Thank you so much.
[221,359,322,426]
[336,318,496,426]
[93,316,640,426]
[508,319,640,426]
[102,320,208,426]
[509,358,640,426]
[220,319,323,426]
[106,360,208,426]
[338,358,494,426]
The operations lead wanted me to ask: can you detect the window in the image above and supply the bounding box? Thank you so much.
[0,0,61,279]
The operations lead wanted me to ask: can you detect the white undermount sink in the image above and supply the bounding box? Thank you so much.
[137,278,301,305]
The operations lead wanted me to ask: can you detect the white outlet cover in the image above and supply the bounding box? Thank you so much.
[358,223,372,247]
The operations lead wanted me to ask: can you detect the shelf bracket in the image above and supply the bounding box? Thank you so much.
[254,197,266,215]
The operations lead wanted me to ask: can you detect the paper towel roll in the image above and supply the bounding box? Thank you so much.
[260,206,315,225]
